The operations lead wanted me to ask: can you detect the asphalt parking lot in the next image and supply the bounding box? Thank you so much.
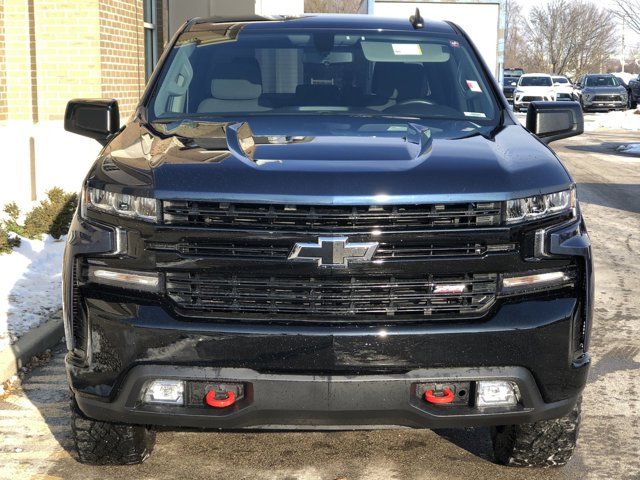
[1,128,639,480]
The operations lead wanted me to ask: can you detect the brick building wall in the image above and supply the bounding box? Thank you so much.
[0,0,148,205]
[33,0,102,121]
[99,0,145,118]
[0,2,6,122]
[0,0,145,123]
[3,0,33,121]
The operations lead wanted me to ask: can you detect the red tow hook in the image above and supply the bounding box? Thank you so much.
[205,390,236,408]
[425,387,455,405]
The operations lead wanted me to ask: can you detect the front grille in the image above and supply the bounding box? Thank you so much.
[521,96,543,102]
[593,95,622,102]
[148,239,511,261]
[165,272,498,320]
[162,201,502,232]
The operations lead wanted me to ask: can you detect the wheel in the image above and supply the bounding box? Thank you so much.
[491,397,581,468]
[70,397,156,465]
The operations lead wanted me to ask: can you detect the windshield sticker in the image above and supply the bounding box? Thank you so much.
[449,40,460,48]
[392,43,422,56]
[464,112,487,118]
[466,80,482,93]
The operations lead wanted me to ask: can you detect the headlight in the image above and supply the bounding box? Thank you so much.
[584,94,593,101]
[505,188,575,224]
[84,187,158,222]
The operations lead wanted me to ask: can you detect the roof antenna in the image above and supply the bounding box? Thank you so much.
[410,8,424,29]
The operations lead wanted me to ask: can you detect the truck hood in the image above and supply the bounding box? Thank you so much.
[95,119,572,204]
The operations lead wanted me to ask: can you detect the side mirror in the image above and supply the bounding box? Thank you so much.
[64,99,119,145]
[526,101,584,144]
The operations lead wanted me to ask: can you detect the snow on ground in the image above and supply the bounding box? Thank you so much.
[616,143,640,155]
[0,236,65,350]
[516,109,640,131]
[584,110,640,132]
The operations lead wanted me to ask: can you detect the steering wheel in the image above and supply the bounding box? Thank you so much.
[393,99,435,107]
[383,99,435,114]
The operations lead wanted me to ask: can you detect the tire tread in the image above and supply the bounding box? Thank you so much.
[492,398,581,468]
[71,399,156,465]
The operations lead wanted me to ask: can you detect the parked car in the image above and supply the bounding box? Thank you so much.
[63,13,591,469]
[502,75,519,103]
[629,75,640,108]
[575,74,628,112]
[613,74,637,109]
[513,73,557,111]
[552,75,575,101]
[502,68,524,103]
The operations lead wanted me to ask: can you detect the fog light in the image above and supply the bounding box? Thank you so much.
[143,379,184,405]
[88,266,160,292]
[476,380,519,407]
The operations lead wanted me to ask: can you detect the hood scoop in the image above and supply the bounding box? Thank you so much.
[224,122,433,165]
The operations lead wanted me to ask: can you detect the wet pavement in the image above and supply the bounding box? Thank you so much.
[1,130,639,480]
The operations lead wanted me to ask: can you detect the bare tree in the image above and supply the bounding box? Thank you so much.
[304,0,364,13]
[504,0,527,68]
[506,0,618,77]
[612,0,640,36]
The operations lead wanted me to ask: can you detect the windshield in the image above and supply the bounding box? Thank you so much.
[553,77,569,84]
[585,76,618,87]
[519,76,552,87]
[148,25,499,123]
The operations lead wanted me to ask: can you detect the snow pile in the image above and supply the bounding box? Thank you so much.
[616,144,640,155]
[613,72,638,84]
[584,110,640,131]
[0,236,65,349]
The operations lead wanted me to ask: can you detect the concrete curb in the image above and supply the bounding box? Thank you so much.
[0,317,64,384]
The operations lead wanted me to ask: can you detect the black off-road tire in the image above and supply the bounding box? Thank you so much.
[70,398,156,465]
[491,398,581,468]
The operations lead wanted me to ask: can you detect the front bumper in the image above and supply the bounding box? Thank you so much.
[514,95,555,110]
[64,215,593,429]
[67,291,590,428]
[74,364,584,429]
[582,99,627,110]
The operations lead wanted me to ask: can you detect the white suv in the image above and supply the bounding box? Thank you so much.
[513,73,557,111]
[552,76,575,101]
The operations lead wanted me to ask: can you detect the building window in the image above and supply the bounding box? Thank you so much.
[144,0,158,81]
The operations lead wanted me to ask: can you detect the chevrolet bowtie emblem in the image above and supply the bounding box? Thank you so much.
[288,237,379,268]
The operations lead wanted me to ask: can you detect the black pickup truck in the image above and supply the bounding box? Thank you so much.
[63,13,593,468]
